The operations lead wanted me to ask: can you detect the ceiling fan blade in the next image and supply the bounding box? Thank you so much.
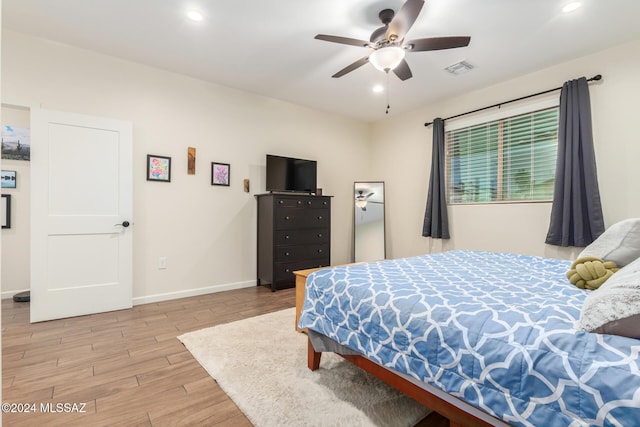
[315,34,370,48]
[386,0,425,41]
[393,59,413,81]
[332,57,369,78]
[405,36,471,52]
[365,192,375,198]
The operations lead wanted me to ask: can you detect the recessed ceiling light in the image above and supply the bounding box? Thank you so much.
[562,2,581,13]
[186,10,204,22]
[373,85,384,93]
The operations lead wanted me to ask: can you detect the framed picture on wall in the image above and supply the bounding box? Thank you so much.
[1,170,17,188]
[2,194,11,229]
[147,155,171,182]
[211,162,230,186]
[187,147,196,175]
[1,125,30,161]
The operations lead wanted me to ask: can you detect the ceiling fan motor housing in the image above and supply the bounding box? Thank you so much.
[379,9,395,25]
[370,9,395,43]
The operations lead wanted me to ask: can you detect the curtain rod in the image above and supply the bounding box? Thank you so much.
[424,74,602,127]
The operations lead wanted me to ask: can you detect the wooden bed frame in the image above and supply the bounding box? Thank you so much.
[307,337,511,427]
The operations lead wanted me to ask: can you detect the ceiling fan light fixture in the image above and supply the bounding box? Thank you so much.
[369,46,405,72]
[355,199,368,208]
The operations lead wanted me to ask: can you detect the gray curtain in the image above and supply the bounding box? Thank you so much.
[422,118,450,239]
[545,77,604,247]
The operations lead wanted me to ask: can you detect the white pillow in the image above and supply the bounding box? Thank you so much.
[578,218,640,268]
[580,256,640,338]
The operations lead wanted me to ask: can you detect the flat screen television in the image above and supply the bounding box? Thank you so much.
[266,154,317,193]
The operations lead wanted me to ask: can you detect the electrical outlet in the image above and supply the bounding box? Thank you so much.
[159,257,167,269]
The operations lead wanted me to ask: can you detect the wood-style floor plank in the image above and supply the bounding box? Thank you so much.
[2,285,448,426]
[2,286,295,426]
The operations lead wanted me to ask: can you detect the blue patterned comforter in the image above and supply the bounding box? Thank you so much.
[298,250,640,427]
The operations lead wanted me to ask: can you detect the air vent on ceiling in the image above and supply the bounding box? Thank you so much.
[444,60,474,75]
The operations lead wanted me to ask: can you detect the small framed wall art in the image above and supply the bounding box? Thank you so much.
[147,154,171,182]
[1,170,17,188]
[1,125,30,161]
[2,194,11,229]
[211,162,230,186]
[187,147,196,175]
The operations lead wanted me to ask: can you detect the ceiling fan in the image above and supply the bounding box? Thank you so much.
[355,191,375,211]
[315,0,471,81]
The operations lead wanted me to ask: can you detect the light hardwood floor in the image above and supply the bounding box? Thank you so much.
[2,286,448,426]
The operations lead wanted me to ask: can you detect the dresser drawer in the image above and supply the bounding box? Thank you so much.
[275,197,307,208]
[302,198,330,209]
[305,209,329,228]
[274,259,331,282]
[275,244,329,262]
[306,244,329,259]
[275,208,329,229]
[274,246,305,262]
[275,208,307,229]
[274,229,329,245]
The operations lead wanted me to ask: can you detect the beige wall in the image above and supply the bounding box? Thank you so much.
[4,28,639,303]
[372,40,640,260]
[0,106,30,297]
[1,30,371,302]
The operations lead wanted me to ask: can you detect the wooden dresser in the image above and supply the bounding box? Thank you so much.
[256,193,331,291]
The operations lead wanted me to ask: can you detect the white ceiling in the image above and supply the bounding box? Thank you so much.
[4,0,640,122]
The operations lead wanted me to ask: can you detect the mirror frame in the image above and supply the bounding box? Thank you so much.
[353,181,386,262]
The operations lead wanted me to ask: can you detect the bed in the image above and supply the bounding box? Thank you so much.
[298,250,640,427]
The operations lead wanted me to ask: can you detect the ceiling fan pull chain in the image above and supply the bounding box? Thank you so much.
[386,71,391,114]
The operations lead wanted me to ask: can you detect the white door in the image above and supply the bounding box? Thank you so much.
[30,108,133,322]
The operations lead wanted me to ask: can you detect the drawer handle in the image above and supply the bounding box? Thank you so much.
[318,249,323,253]
[323,201,327,205]
[307,201,312,205]
[279,200,284,204]
[297,200,302,205]
[285,216,290,220]
[285,252,290,256]
[285,269,290,273]
[318,216,323,220]
[285,235,290,240]
[317,233,323,238]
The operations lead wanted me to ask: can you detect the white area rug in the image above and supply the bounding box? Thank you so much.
[178,307,430,427]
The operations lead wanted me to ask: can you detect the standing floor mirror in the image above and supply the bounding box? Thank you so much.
[354,181,385,262]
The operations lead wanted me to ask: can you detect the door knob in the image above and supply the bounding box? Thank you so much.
[115,221,131,227]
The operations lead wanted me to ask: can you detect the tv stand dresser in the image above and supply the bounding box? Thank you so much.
[256,193,331,291]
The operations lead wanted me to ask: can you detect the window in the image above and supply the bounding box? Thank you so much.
[446,106,559,204]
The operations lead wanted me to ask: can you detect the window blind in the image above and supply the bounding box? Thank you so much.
[446,107,559,204]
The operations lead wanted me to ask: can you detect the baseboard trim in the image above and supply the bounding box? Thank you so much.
[1,289,30,300]
[1,281,257,304]
[132,280,256,306]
